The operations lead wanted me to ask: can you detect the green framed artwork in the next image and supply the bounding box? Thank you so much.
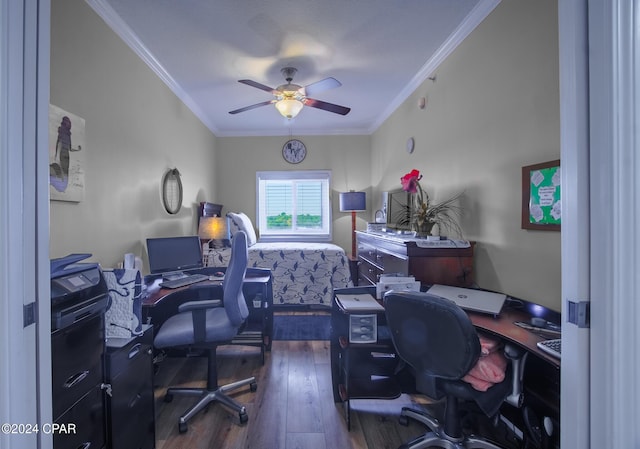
[521,159,561,231]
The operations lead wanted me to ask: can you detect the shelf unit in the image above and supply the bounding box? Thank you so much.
[330,286,400,429]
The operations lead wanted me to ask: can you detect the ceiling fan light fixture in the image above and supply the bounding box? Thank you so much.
[275,98,304,119]
[232,66,349,118]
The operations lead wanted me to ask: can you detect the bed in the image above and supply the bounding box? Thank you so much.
[204,212,353,307]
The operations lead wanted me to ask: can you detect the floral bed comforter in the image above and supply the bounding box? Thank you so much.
[205,242,353,307]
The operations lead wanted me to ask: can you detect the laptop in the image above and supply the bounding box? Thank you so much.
[426,284,506,316]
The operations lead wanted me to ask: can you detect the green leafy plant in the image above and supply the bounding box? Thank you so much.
[399,169,464,237]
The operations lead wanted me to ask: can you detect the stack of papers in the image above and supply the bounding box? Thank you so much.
[335,293,384,312]
[376,274,421,299]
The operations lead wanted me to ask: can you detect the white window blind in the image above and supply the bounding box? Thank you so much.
[257,171,332,241]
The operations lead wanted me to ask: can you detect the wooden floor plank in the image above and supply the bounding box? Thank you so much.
[285,432,326,449]
[243,342,289,449]
[285,341,324,433]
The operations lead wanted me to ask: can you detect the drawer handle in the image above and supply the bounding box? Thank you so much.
[128,343,142,359]
[128,393,142,409]
[64,370,89,389]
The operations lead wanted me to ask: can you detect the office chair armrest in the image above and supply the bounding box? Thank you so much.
[178,299,222,313]
[179,299,223,344]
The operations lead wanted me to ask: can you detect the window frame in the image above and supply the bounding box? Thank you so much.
[256,170,332,242]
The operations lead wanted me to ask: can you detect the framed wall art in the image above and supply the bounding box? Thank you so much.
[521,159,561,231]
[48,104,85,202]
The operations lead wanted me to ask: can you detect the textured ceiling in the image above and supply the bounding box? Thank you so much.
[89,0,499,136]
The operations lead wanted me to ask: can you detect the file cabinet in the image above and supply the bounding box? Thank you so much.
[105,324,155,449]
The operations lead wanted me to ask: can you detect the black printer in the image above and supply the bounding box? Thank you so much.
[50,253,109,331]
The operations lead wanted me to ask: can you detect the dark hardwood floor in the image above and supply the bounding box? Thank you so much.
[153,338,431,449]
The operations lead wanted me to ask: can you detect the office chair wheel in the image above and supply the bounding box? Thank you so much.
[250,381,258,392]
[398,415,410,426]
[178,422,188,434]
[164,393,174,402]
[239,411,249,424]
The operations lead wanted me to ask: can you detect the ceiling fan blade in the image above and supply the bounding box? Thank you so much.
[238,79,277,93]
[229,100,274,115]
[304,98,351,116]
[304,77,341,96]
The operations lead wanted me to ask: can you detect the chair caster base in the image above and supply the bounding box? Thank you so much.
[164,393,173,402]
[239,411,248,424]
[178,422,187,434]
[250,382,258,392]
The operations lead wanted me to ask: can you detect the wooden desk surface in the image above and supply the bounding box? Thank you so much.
[143,269,271,308]
[468,306,560,368]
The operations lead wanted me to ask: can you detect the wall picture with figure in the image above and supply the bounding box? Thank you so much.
[49,104,85,202]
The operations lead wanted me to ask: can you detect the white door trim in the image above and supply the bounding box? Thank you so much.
[587,0,640,447]
[558,0,591,447]
[0,0,51,448]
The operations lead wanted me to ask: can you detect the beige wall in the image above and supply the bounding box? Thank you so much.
[215,135,371,253]
[372,0,561,310]
[50,0,218,270]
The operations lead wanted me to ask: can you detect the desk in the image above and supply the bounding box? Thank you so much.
[143,267,273,358]
[330,286,560,447]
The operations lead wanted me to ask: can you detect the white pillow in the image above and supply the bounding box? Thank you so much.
[227,212,258,246]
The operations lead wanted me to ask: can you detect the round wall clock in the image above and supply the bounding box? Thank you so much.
[282,139,307,164]
[161,168,183,214]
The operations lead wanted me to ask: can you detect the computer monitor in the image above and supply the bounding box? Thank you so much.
[385,188,411,230]
[147,235,203,275]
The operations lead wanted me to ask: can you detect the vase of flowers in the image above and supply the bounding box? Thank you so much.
[400,169,463,237]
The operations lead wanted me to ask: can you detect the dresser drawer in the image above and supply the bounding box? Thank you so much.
[358,242,379,266]
[358,258,380,285]
[376,250,408,274]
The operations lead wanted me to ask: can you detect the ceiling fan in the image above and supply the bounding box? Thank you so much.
[229,67,351,119]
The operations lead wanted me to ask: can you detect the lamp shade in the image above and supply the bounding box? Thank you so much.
[339,191,366,212]
[198,216,229,241]
[275,98,304,119]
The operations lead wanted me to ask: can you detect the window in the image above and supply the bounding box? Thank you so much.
[256,170,332,242]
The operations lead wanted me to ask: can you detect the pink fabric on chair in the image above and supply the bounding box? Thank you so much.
[462,334,508,392]
[461,373,495,392]
[480,335,500,356]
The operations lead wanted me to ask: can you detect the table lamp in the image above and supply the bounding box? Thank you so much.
[339,191,366,258]
[198,216,230,249]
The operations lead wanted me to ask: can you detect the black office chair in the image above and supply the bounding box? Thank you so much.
[154,231,257,433]
[384,291,524,449]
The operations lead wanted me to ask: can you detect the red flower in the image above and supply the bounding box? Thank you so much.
[400,169,422,194]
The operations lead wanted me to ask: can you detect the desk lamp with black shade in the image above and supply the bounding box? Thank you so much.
[339,191,366,259]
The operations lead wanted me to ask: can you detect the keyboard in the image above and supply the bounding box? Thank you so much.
[537,338,561,359]
[160,273,209,289]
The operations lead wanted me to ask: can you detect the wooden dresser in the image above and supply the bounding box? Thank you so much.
[355,231,475,287]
